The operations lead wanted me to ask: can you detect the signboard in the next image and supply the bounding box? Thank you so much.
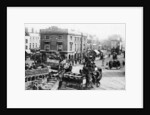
[25,68,49,76]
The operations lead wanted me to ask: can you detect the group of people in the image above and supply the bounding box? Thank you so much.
[67,58,83,66]
[81,55,102,88]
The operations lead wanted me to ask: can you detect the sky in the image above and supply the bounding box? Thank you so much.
[25,24,125,41]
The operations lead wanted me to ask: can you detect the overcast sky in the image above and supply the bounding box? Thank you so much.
[25,24,125,41]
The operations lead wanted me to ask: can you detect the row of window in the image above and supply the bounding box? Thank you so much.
[45,35,62,39]
[43,43,81,52]
[42,35,86,43]
[44,44,63,51]
[29,43,39,49]
[30,36,40,40]
[70,42,82,51]
[25,45,37,50]
[71,36,86,42]
[25,37,39,44]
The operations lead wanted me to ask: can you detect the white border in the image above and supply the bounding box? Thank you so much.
[7,7,143,108]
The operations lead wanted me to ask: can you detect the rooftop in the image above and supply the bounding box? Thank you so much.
[40,26,82,36]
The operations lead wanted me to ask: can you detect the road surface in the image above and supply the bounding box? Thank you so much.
[60,55,125,90]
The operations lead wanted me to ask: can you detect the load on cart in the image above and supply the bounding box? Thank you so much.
[108,51,121,69]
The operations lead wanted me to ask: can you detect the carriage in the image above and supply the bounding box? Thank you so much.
[107,51,121,69]
[60,64,102,90]
[108,59,121,69]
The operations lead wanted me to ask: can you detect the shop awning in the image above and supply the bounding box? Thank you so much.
[94,50,100,55]
[26,50,31,54]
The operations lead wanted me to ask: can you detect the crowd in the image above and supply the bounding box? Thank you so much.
[80,55,102,88]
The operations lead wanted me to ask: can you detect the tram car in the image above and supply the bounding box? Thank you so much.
[62,72,86,90]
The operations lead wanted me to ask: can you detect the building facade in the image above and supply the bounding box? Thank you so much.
[25,28,40,53]
[80,33,87,58]
[40,26,87,60]
[29,32,40,50]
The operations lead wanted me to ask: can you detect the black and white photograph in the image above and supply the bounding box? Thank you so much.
[7,7,143,108]
[25,24,125,90]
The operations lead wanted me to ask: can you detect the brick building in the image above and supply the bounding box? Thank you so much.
[40,26,87,60]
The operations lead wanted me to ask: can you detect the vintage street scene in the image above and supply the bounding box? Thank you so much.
[25,24,125,90]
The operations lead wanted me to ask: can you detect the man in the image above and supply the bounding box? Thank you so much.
[82,65,89,88]
[72,58,74,66]
[57,68,65,90]
[123,51,125,58]
[101,52,104,66]
[112,52,117,60]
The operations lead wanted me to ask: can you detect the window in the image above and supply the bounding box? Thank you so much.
[25,39,28,43]
[46,46,49,49]
[33,43,34,48]
[58,35,62,39]
[70,35,72,40]
[46,35,49,39]
[30,43,31,49]
[70,42,73,51]
[75,44,76,51]
[45,45,50,51]
[25,45,28,49]
[45,42,49,44]
[57,45,63,51]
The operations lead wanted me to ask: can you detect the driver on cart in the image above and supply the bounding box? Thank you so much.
[112,51,118,60]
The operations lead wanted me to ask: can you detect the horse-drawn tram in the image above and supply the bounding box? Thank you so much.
[25,67,58,90]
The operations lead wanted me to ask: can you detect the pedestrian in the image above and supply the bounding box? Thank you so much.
[72,59,74,66]
[101,53,104,66]
[57,69,65,90]
[109,53,110,58]
[124,51,125,58]
[75,59,77,64]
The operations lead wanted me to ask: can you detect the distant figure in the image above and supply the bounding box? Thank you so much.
[123,61,125,66]
[123,51,125,58]
[72,59,74,66]
[108,53,111,58]
[112,52,117,60]
[101,53,104,66]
